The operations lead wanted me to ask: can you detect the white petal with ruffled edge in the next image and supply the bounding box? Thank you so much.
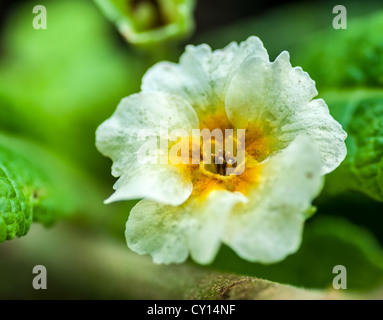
[96,91,198,205]
[105,164,193,206]
[225,51,347,174]
[141,36,269,114]
[126,190,247,264]
[223,136,323,263]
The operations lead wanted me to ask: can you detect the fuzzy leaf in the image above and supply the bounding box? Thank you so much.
[0,134,83,243]
[318,90,383,201]
[289,9,383,201]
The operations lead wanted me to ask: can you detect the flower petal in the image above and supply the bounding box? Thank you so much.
[105,164,192,206]
[96,91,198,205]
[225,51,347,174]
[141,36,269,114]
[223,136,324,263]
[126,190,247,264]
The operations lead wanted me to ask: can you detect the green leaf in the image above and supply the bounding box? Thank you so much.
[0,133,84,243]
[287,8,383,201]
[210,216,383,291]
[294,10,383,89]
[317,90,383,202]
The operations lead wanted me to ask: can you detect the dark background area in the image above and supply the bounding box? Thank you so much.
[0,0,307,38]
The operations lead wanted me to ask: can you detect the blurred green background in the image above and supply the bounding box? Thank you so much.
[1,0,383,299]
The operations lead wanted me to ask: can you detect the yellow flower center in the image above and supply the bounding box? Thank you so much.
[179,110,272,200]
[199,147,238,177]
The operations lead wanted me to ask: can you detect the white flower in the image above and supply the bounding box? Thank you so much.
[96,36,347,264]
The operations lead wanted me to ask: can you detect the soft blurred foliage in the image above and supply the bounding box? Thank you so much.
[1,0,383,297]
[0,0,145,175]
